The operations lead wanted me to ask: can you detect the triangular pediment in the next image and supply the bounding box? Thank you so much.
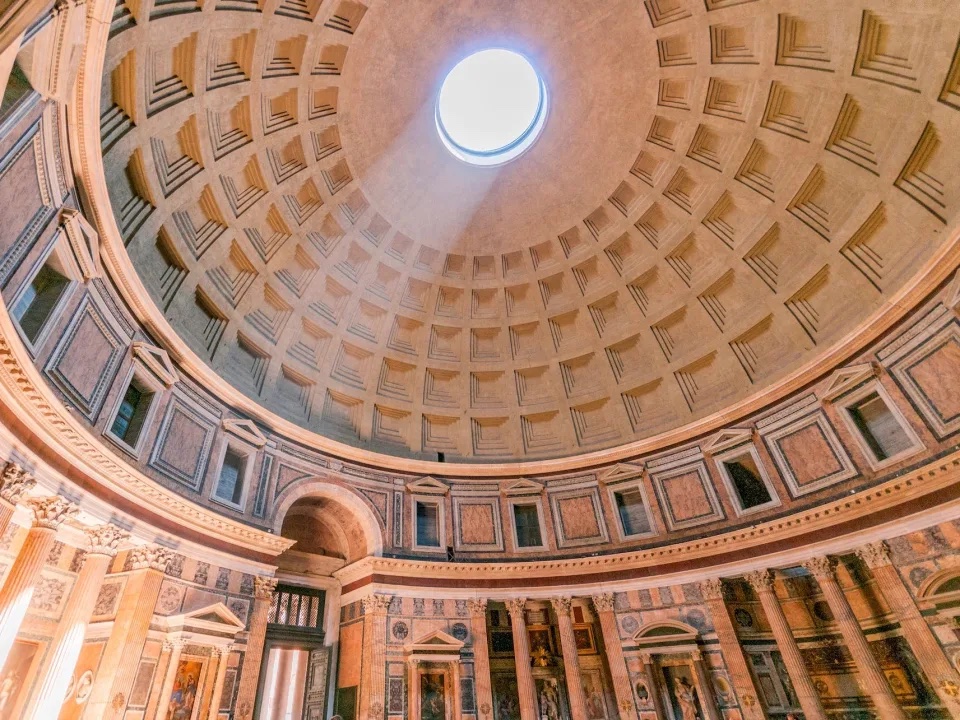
[60,208,100,281]
[132,342,178,387]
[167,602,245,632]
[703,429,753,454]
[501,479,544,496]
[406,476,449,495]
[222,418,268,447]
[819,363,877,401]
[597,463,645,483]
[406,629,464,655]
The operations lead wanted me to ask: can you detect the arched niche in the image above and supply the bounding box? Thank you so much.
[273,478,384,563]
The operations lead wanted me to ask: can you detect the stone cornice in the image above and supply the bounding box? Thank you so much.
[334,449,960,590]
[65,0,960,476]
[0,307,292,557]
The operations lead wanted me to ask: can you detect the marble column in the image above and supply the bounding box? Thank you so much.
[207,644,233,720]
[154,639,186,720]
[468,598,495,720]
[858,541,960,709]
[803,556,907,720]
[234,575,278,720]
[0,462,34,536]
[144,640,174,720]
[83,544,171,720]
[690,650,721,720]
[23,523,128,720]
[552,598,589,720]
[505,598,538,720]
[591,593,638,719]
[641,653,668,720]
[357,593,391,720]
[0,495,74,669]
[746,569,827,720]
[698,579,763,719]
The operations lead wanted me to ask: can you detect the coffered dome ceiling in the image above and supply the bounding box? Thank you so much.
[99,0,960,461]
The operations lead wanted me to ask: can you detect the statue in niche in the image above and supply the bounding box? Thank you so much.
[537,683,560,720]
[672,677,700,720]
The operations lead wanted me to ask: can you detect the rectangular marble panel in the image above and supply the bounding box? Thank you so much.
[453,497,502,551]
[763,411,858,496]
[549,486,610,548]
[45,297,125,419]
[149,398,216,489]
[650,462,724,530]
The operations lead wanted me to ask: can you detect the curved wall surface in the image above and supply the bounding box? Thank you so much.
[0,1,959,719]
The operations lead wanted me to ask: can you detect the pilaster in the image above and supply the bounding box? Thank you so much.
[591,593,638,720]
[468,598,494,720]
[551,597,588,720]
[234,574,278,719]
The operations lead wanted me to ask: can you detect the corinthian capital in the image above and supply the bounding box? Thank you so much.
[467,598,488,617]
[745,569,774,593]
[253,575,279,600]
[27,495,76,529]
[550,597,573,615]
[129,544,172,571]
[361,593,391,614]
[84,524,128,556]
[591,593,616,613]
[802,556,836,580]
[699,578,725,601]
[0,462,35,504]
[856,541,891,569]
[504,597,527,616]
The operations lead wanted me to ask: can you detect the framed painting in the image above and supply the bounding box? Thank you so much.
[165,655,206,720]
[0,639,41,720]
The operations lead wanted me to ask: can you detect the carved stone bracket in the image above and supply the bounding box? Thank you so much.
[84,523,128,556]
[253,575,279,600]
[129,544,172,571]
[27,495,76,529]
[0,461,35,504]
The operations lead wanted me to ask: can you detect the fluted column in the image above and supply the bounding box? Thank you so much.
[154,639,186,720]
[357,593,391,720]
[858,541,960,710]
[144,640,174,720]
[0,462,35,536]
[505,598,538,720]
[641,653,668,720]
[23,524,127,719]
[206,644,233,720]
[591,593,638,720]
[746,569,827,720]
[690,650,722,720]
[83,544,171,720]
[552,598,589,720]
[0,495,74,669]
[803,556,907,720]
[698,579,763,719]
[234,575,278,720]
[468,598,494,720]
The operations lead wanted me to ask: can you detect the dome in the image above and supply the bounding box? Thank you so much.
[96,0,960,464]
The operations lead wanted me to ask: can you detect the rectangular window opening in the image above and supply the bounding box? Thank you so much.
[614,489,651,536]
[513,504,542,548]
[723,456,772,510]
[847,392,913,462]
[13,261,70,343]
[214,447,247,505]
[415,501,440,547]
[109,378,154,447]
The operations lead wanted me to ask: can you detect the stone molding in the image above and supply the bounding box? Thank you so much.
[84,523,128,556]
[361,593,391,614]
[0,461,34,504]
[253,576,279,600]
[27,495,76,528]
[129,544,172,571]
[591,593,616,613]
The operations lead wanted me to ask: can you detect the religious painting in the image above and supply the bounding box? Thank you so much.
[166,657,205,720]
[0,639,39,720]
[420,672,446,720]
[492,674,520,720]
[660,664,703,720]
[582,670,609,719]
[574,626,595,652]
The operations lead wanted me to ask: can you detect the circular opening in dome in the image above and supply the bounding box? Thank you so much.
[436,49,547,166]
